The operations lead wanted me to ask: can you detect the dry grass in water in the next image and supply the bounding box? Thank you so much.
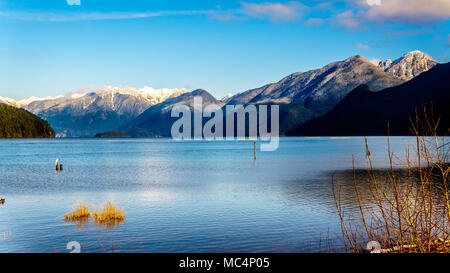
[63,201,125,229]
[93,201,125,228]
[63,202,90,220]
[333,107,449,253]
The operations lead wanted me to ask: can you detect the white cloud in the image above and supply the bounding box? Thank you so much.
[209,11,237,22]
[364,0,450,23]
[240,2,308,22]
[335,10,361,29]
[305,18,324,26]
[386,29,432,36]
[0,10,211,21]
[0,3,309,23]
[356,42,370,49]
[366,0,381,6]
[66,0,81,6]
[332,0,449,29]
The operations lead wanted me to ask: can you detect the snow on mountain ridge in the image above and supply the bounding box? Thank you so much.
[0,86,187,108]
[0,86,190,137]
[0,96,19,107]
[0,95,63,108]
[375,50,437,80]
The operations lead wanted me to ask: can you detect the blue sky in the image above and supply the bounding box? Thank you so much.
[1,0,449,99]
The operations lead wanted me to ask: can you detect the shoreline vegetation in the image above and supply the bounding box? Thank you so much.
[332,109,449,253]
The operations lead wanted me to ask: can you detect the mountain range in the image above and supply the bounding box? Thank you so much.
[227,54,409,134]
[122,89,223,137]
[0,50,442,137]
[228,54,405,106]
[1,86,186,137]
[289,62,450,136]
[125,54,408,137]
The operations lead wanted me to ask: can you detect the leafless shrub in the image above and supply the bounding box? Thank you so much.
[333,107,449,253]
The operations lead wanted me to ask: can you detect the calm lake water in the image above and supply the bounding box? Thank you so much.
[0,137,422,253]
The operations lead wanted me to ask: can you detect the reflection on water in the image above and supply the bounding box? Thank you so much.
[64,217,89,230]
[0,137,433,252]
[93,218,125,230]
[64,217,125,230]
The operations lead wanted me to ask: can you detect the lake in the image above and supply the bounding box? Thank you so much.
[0,137,421,253]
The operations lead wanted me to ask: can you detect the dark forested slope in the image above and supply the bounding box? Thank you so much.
[0,104,55,138]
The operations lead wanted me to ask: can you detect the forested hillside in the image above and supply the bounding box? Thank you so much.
[0,104,55,138]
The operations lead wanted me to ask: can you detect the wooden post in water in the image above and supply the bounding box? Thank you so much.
[55,159,59,171]
[253,141,256,161]
[60,164,63,171]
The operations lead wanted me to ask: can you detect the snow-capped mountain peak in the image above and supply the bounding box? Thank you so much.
[375,50,436,80]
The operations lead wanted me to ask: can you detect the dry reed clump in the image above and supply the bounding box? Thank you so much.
[63,202,90,220]
[333,107,450,253]
[63,201,125,228]
[93,201,125,223]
